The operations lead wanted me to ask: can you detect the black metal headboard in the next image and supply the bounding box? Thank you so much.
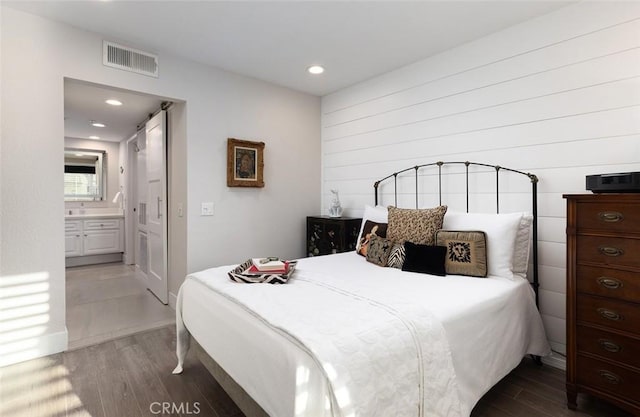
[373,161,540,306]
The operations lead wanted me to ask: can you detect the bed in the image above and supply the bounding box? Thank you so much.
[173,161,551,417]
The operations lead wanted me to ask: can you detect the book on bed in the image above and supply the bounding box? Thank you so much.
[251,257,286,272]
[245,263,290,275]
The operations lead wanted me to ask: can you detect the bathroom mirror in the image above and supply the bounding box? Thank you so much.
[64,148,106,201]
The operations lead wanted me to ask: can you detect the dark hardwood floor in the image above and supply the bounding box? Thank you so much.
[0,325,632,417]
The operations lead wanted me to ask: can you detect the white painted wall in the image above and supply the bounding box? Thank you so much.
[321,2,640,359]
[0,7,320,364]
[167,103,188,302]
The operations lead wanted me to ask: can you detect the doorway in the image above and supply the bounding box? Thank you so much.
[63,78,180,348]
[65,263,175,350]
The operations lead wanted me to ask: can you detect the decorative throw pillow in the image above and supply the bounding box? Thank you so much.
[512,214,533,277]
[357,220,388,257]
[443,211,523,279]
[435,230,487,277]
[356,205,388,250]
[387,242,406,269]
[401,241,447,276]
[365,235,393,267]
[387,205,448,245]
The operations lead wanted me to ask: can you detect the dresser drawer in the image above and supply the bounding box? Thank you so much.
[65,220,82,232]
[576,202,640,234]
[577,325,640,369]
[576,355,640,403]
[577,265,640,303]
[576,235,640,269]
[577,294,640,334]
[83,219,120,230]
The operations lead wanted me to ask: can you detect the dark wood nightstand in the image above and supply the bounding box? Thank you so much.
[306,216,362,257]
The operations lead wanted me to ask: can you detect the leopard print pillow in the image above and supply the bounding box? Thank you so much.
[387,205,448,245]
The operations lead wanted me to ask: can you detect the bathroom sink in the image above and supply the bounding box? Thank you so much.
[65,208,124,218]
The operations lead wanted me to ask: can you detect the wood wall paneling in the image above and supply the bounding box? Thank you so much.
[321,3,640,357]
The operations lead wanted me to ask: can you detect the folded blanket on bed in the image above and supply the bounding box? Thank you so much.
[174,263,463,417]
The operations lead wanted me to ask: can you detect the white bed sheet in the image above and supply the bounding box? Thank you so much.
[176,252,550,417]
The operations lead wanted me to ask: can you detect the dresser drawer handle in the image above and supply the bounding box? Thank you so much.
[598,370,621,384]
[598,246,624,257]
[597,277,623,290]
[598,211,624,223]
[598,339,621,353]
[597,308,622,321]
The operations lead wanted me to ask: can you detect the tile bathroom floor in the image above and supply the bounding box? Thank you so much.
[66,262,175,350]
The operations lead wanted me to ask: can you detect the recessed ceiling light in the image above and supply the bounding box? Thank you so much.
[75,153,84,157]
[105,99,123,106]
[90,120,106,128]
[307,65,325,75]
[89,135,100,140]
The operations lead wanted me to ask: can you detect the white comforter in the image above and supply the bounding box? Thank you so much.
[174,252,550,417]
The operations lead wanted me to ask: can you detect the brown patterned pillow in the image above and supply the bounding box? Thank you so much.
[365,235,393,267]
[387,205,448,245]
[435,230,487,277]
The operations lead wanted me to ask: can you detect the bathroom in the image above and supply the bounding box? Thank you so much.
[63,79,175,349]
[64,138,124,267]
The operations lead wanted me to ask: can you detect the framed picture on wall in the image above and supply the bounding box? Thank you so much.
[227,138,265,187]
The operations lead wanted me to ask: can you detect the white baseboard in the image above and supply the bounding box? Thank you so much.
[169,291,177,310]
[123,253,134,265]
[0,328,68,367]
[66,253,122,267]
[542,351,566,370]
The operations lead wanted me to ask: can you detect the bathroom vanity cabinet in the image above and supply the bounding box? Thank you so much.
[65,216,124,265]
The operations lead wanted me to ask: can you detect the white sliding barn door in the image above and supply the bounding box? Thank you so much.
[136,128,148,273]
[145,110,168,304]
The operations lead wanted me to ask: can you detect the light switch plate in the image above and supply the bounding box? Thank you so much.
[201,202,214,216]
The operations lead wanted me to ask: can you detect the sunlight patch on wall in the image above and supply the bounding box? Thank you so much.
[0,272,90,416]
[0,272,51,367]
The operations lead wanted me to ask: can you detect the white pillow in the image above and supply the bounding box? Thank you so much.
[356,205,388,251]
[443,212,526,279]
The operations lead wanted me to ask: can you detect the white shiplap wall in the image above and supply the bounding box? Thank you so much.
[321,2,640,357]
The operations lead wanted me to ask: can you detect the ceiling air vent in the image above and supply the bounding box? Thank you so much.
[103,41,158,78]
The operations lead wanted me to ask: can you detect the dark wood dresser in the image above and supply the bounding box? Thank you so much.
[564,194,640,414]
[306,216,361,257]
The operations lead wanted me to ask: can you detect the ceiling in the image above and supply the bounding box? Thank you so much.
[18,1,572,143]
[7,1,572,97]
[64,80,165,142]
